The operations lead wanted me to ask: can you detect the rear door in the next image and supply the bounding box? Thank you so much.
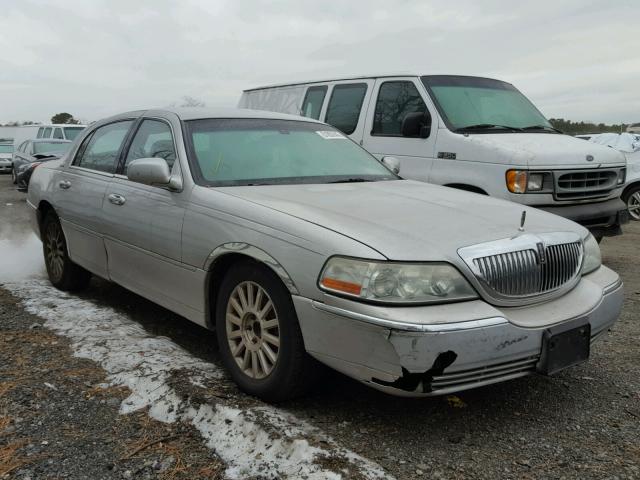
[322,79,374,143]
[53,120,134,278]
[361,77,438,181]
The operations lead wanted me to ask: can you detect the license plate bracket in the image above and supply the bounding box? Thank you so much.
[538,320,591,375]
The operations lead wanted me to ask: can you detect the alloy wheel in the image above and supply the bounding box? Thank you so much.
[225,281,280,379]
[628,191,640,221]
[44,222,65,282]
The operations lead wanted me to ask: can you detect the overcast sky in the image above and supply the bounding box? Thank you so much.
[1,0,638,124]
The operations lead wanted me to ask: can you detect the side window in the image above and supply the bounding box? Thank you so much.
[37,128,44,138]
[123,119,176,174]
[53,128,64,139]
[372,81,427,136]
[300,86,327,120]
[43,127,52,138]
[74,121,133,173]
[324,83,367,135]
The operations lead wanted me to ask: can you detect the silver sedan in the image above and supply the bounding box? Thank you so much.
[26,108,623,401]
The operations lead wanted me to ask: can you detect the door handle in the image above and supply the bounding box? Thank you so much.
[107,193,126,206]
[58,180,71,189]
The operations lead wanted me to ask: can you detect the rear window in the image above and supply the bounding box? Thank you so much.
[0,145,13,153]
[324,83,367,135]
[34,142,70,154]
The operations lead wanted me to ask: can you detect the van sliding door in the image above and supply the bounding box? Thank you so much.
[322,80,374,144]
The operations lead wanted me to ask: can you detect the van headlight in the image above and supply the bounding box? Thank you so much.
[318,257,477,304]
[581,233,601,275]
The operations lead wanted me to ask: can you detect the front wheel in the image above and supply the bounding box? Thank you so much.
[215,261,317,402]
[623,185,640,221]
[42,213,92,291]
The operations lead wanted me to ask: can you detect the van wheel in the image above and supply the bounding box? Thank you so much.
[216,260,316,402]
[623,185,640,221]
[42,214,92,291]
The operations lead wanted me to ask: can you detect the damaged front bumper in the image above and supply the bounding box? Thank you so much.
[293,266,623,397]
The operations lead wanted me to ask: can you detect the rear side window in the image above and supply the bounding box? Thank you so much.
[300,86,327,120]
[37,128,44,138]
[123,119,176,174]
[53,128,64,139]
[325,83,367,135]
[43,127,52,138]
[73,121,133,173]
[372,81,427,136]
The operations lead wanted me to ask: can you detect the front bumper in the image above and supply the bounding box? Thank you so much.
[293,266,623,397]
[537,198,628,237]
[0,161,11,172]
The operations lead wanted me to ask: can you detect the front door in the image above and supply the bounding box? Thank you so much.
[361,77,438,182]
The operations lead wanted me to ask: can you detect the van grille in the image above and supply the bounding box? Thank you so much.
[555,170,618,200]
[473,242,582,297]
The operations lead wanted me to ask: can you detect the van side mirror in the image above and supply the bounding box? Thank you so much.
[127,158,171,186]
[382,156,401,174]
[401,111,431,139]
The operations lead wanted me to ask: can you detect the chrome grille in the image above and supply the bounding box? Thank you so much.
[555,170,618,200]
[472,241,582,297]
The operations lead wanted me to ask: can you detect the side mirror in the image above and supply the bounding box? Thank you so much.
[382,156,401,174]
[127,158,171,186]
[401,111,431,139]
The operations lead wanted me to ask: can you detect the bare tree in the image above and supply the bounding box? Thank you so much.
[179,96,206,108]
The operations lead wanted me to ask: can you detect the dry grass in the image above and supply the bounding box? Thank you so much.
[0,383,15,399]
[0,439,29,477]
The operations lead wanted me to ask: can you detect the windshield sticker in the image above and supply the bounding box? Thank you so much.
[316,131,346,139]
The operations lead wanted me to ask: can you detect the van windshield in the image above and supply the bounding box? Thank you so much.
[422,76,554,133]
[185,119,397,186]
[63,126,85,141]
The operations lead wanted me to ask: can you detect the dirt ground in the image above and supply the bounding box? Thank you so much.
[0,173,638,480]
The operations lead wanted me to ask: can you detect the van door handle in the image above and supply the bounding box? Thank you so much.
[58,180,71,189]
[107,193,126,206]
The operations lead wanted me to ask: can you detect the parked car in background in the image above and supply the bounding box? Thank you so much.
[26,108,622,402]
[0,141,13,174]
[239,74,628,241]
[36,124,86,141]
[12,139,71,191]
[589,133,640,220]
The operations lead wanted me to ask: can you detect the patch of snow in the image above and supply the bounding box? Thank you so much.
[4,277,391,480]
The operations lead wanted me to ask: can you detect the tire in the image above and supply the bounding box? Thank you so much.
[623,185,640,221]
[11,169,17,184]
[215,260,317,402]
[42,213,92,291]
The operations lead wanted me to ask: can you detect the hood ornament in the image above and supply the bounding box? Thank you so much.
[518,210,526,232]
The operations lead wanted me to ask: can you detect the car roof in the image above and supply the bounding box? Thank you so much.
[242,73,505,91]
[101,108,324,124]
[30,138,72,143]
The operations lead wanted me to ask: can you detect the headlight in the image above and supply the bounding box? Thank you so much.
[581,233,601,275]
[318,257,477,304]
[506,170,549,193]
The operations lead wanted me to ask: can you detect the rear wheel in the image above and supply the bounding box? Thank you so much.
[215,260,317,402]
[623,185,640,221]
[42,213,92,291]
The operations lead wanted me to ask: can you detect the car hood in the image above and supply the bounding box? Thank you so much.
[218,180,586,262]
[453,132,626,168]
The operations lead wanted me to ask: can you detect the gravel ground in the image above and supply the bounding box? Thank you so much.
[0,174,638,479]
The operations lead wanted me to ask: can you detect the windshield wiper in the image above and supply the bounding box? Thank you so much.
[455,123,524,132]
[522,125,563,134]
[329,178,375,184]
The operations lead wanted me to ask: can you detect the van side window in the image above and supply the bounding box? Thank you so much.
[300,86,327,120]
[372,81,427,136]
[37,128,44,138]
[123,119,176,174]
[325,83,367,135]
[73,121,133,173]
[43,127,52,138]
[53,128,64,139]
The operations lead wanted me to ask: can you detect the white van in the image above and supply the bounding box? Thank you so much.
[239,74,628,240]
[35,124,86,141]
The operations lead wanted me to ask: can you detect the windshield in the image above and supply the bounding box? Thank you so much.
[422,76,552,132]
[185,119,397,186]
[63,126,85,141]
[0,145,13,154]
[34,142,70,154]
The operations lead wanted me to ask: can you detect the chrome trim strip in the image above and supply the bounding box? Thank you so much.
[205,243,299,294]
[603,278,623,295]
[311,301,508,332]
